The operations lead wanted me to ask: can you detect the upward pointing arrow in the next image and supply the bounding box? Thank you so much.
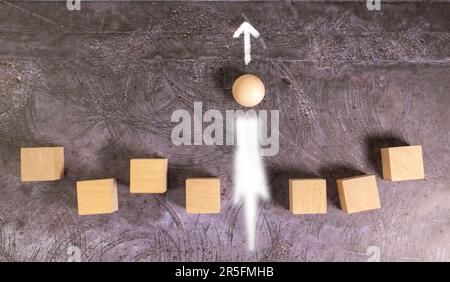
[233,22,260,65]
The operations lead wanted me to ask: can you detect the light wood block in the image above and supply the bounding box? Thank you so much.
[76,178,118,215]
[186,178,221,214]
[130,159,167,193]
[381,145,424,181]
[289,179,327,214]
[337,175,381,214]
[21,147,64,181]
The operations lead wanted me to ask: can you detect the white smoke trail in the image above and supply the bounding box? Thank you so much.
[233,115,270,251]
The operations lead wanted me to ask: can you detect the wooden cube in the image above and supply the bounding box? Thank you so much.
[76,178,118,215]
[186,178,221,214]
[130,159,167,193]
[289,179,327,214]
[381,145,424,181]
[21,147,64,181]
[337,175,381,214]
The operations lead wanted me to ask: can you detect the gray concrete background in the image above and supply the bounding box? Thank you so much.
[0,1,449,261]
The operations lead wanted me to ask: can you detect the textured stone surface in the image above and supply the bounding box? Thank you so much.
[0,1,449,261]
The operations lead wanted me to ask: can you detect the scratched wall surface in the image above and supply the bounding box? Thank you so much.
[0,1,449,262]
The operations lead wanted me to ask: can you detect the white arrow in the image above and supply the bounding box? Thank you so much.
[233,22,260,65]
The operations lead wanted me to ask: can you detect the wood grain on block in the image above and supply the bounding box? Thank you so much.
[21,147,64,181]
[186,178,221,214]
[76,178,118,215]
[337,175,381,214]
[381,145,424,181]
[130,159,167,193]
[289,179,327,214]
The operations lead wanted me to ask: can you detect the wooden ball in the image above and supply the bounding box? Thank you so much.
[232,74,265,107]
